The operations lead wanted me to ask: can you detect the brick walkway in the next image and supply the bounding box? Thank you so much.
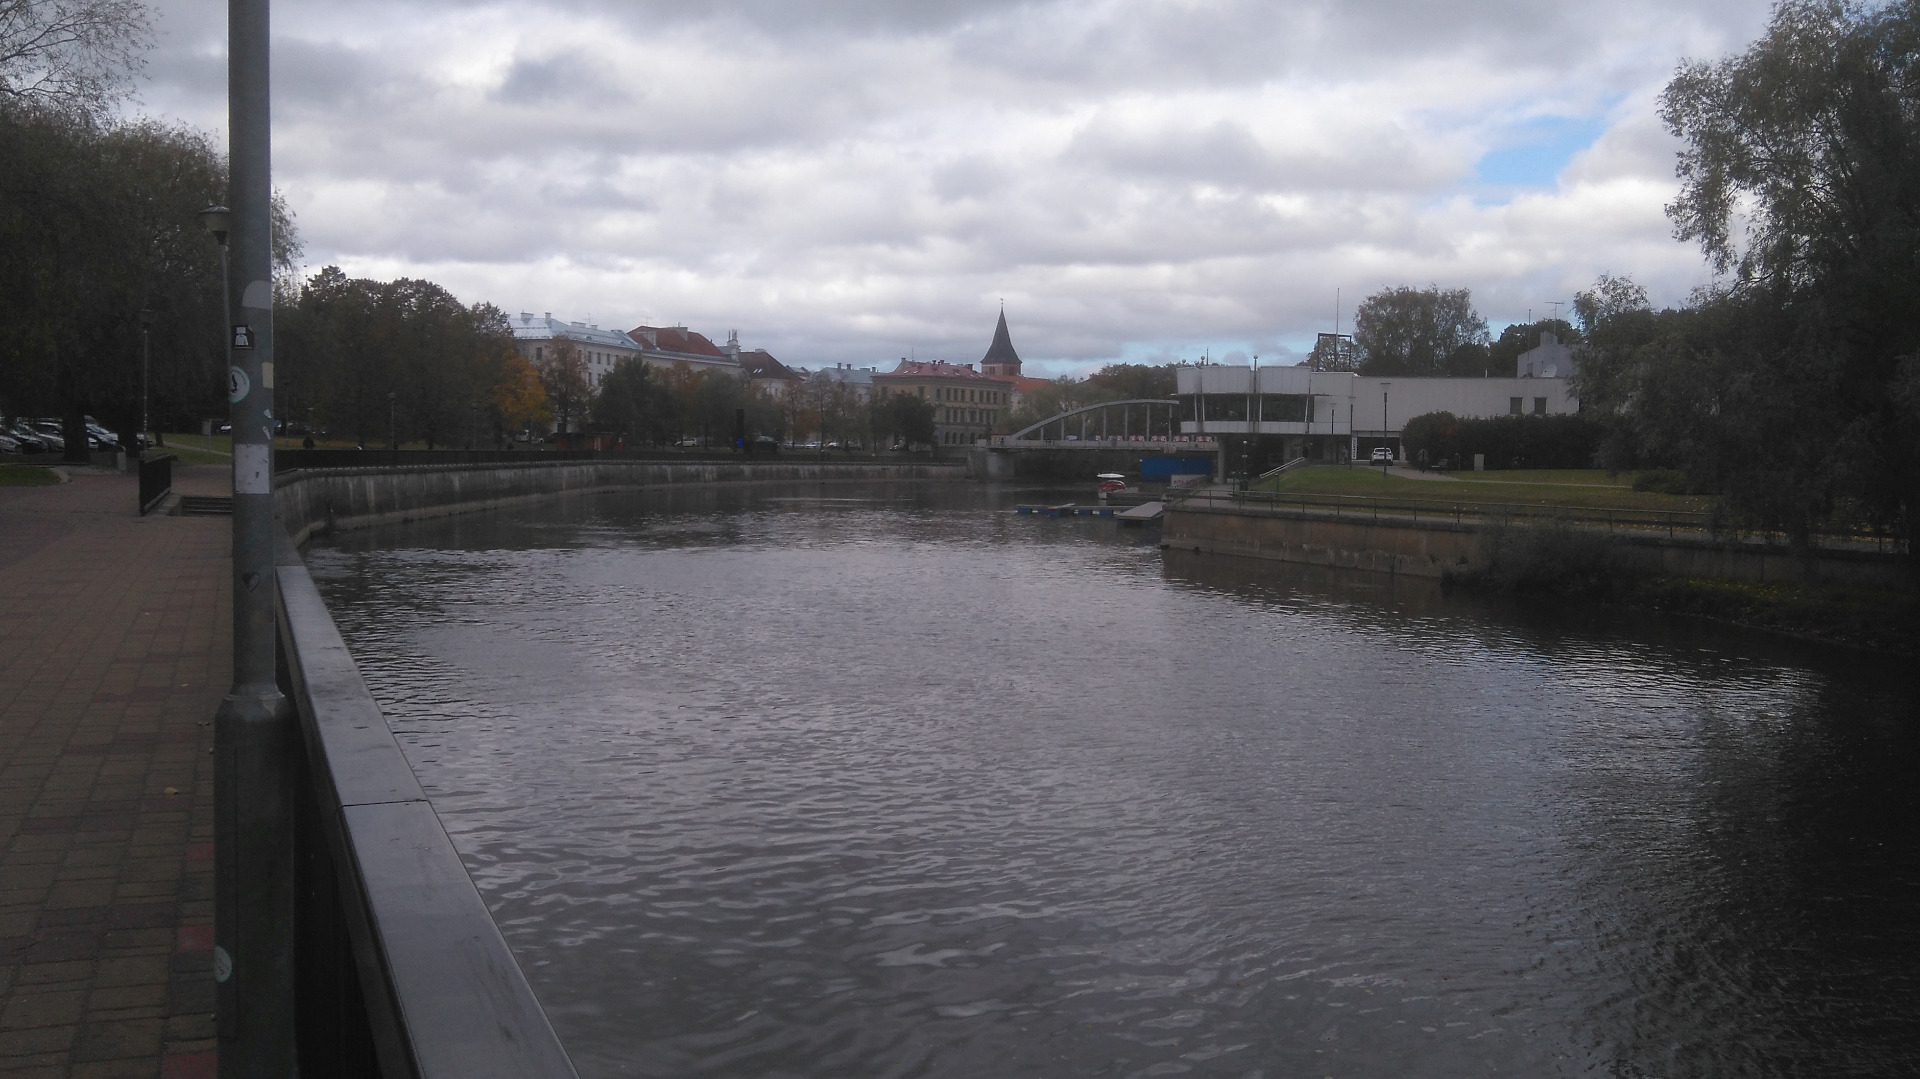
[0,464,231,1079]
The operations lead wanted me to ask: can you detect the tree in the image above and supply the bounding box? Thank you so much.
[0,0,152,114]
[493,352,551,439]
[1084,363,1176,400]
[591,358,669,445]
[1351,286,1490,376]
[876,391,935,448]
[0,108,289,457]
[1651,0,1920,539]
[536,337,590,434]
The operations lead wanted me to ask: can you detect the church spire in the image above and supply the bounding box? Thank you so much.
[981,309,1022,376]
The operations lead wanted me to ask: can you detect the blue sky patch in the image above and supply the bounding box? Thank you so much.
[1475,114,1612,188]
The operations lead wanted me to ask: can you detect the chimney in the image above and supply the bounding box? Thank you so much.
[543,312,551,320]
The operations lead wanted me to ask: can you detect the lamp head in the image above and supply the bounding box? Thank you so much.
[197,205,231,245]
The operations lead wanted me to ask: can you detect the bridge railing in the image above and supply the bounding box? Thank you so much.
[275,529,578,1078]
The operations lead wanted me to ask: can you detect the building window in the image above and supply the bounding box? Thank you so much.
[1510,397,1522,415]
[1534,397,1547,415]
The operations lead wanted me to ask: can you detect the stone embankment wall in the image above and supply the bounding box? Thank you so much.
[1163,502,1909,588]
[276,459,963,544]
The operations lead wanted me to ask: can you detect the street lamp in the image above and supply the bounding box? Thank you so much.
[198,206,231,446]
[1381,381,1391,476]
[138,308,154,457]
[388,391,397,451]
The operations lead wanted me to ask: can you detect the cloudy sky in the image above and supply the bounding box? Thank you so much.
[135,0,1772,375]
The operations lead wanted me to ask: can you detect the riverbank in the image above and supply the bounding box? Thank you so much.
[1446,518,1919,654]
[1164,497,1917,654]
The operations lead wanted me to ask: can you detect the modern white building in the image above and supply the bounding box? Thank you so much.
[1175,364,1578,462]
[509,313,646,390]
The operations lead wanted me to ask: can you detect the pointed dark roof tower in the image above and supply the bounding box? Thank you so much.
[980,309,1023,377]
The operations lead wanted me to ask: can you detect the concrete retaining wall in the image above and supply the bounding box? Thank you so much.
[1163,502,1910,588]
[276,459,963,544]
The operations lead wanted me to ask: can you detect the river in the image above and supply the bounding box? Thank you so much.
[307,480,1920,1078]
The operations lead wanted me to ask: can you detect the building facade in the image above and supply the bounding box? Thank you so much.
[509,313,647,390]
[627,325,741,373]
[873,360,1010,446]
[1176,364,1578,464]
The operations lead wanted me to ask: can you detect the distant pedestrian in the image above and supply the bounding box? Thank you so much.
[301,433,315,450]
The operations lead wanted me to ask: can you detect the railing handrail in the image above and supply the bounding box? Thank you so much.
[138,453,175,516]
[1255,456,1309,482]
[275,529,578,1078]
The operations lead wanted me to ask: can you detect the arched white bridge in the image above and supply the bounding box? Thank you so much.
[997,399,1214,448]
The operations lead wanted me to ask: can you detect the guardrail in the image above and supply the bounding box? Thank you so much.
[274,531,578,1078]
[138,453,174,515]
[1173,487,1909,555]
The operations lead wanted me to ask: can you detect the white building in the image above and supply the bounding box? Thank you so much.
[509,313,646,390]
[1517,331,1578,379]
[1175,365,1577,462]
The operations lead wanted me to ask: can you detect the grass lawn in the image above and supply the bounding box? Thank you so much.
[0,462,60,485]
[1254,465,1714,513]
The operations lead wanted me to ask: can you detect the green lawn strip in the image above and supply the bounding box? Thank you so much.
[0,462,60,486]
[158,433,231,456]
[150,443,231,466]
[1256,465,1712,514]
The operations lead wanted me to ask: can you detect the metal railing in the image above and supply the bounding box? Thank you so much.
[1254,456,1309,483]
[138,453,173,515]
[275,530,578,1078]
[1172,487,1909,555]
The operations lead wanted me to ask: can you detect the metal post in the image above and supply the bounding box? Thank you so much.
[138,309,153,455]
[388,391,397,450]
[1381,382,1390,475]
[212,0,297,1073]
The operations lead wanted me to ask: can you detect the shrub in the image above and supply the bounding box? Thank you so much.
[1400,411,1601,470]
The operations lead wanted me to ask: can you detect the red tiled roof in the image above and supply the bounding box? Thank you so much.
[628,325,727,358]
[990,374,1050,394]
[874,360,998,381]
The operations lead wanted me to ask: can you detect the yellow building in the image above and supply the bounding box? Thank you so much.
[873,360,1009,447]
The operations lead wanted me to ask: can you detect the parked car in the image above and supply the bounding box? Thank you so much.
[0,433,18,453]
[8,425,47,453]
[1369,447,1393,464]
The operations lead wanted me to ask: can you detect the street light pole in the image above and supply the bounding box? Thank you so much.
[208,0,297,1071]
[1381,382,1391,476]
[138,309,153,455]
[388,391,397,451]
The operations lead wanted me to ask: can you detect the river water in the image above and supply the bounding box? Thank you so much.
[307,481,1920,1078]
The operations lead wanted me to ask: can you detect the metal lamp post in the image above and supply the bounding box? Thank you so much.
[1381,382,1391,475]
[388,391,397,451]
[138,308,154,456]
[206,0,298,1070]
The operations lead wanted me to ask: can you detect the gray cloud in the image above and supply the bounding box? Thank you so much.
[135,0,1774,371]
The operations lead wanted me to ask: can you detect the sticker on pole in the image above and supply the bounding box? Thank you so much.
[213,945,233,983]
[234,443,271,495]
[231,324,255,350]
[227,366,250,403]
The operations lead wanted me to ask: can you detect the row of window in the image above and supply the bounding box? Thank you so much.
[880,384,1005,406]
[941,408,994,425]
[1511,397,1549,415]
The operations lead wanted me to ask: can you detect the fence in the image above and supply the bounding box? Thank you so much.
[138,453,173,515]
